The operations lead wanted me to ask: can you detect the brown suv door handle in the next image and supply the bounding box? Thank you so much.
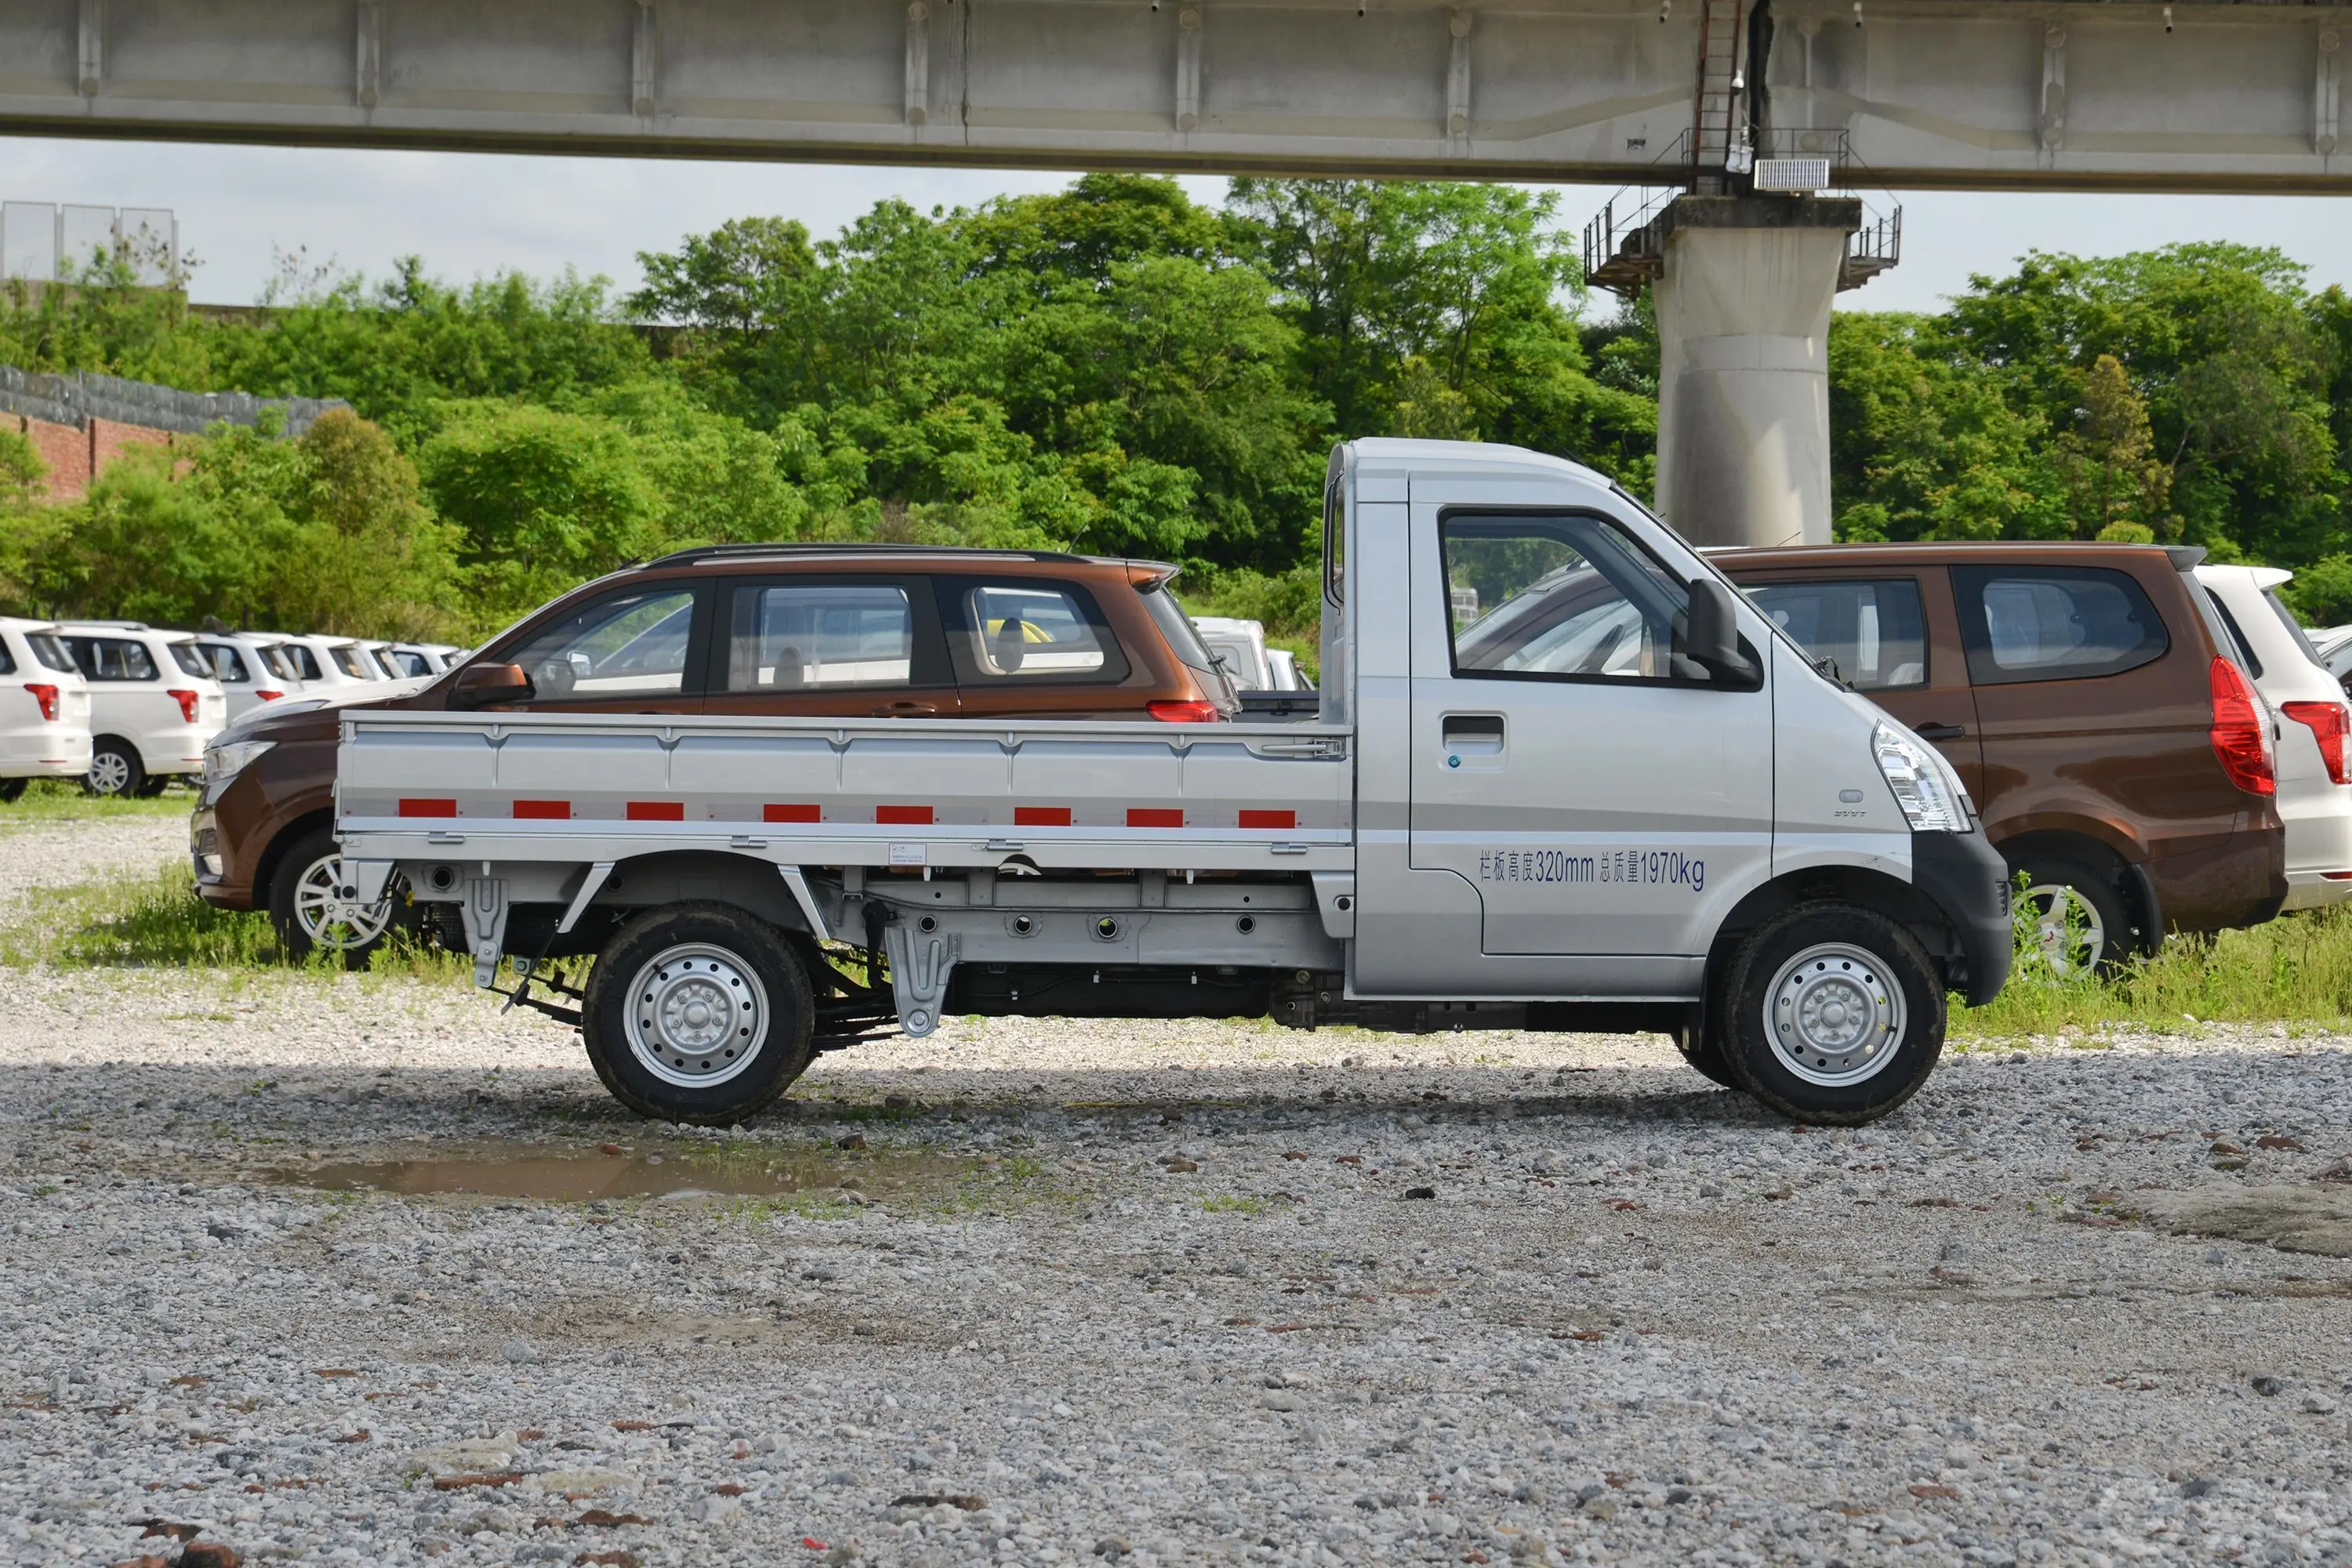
[1915,722,1967,741]
[873,701,939,717]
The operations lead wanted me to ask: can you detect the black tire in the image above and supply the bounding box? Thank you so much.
[1721,902,1946,1126]
[83,739,144,798]
[133,774,172,798]
[0,779,24,804]
[583,902,818,1126]
[2010,855,2133,979]
[267,827,414,968]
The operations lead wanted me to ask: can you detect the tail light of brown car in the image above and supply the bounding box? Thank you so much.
[1147,699,1222,723]
[2209,656,2274,796]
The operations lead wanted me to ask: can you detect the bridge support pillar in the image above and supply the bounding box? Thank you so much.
[1652,195,1861,549]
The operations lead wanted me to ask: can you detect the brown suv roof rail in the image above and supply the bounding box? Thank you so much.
[640,542,1095,569]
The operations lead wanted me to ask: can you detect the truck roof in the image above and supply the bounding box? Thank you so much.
[1342,438,1612,489]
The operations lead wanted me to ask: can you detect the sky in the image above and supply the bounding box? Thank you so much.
[6,134,2352,319]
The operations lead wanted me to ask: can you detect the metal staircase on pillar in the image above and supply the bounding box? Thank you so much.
[1690,0,1747,191]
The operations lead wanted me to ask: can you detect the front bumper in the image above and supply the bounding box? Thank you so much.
[1912,827,2013,1007]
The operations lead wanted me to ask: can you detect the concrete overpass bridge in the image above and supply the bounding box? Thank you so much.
[3,0,2343,543]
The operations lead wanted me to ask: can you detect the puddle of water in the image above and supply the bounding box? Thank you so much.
[274,1145,961,1203]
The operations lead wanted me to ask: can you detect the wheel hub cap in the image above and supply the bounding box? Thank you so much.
[294,854,394,949]
[625,943,768,1089]
[1765,942,1906,1088]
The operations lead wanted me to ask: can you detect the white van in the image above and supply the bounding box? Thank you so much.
[271,634,400,695]
[54,623,228,796]
[0,618,94,802]
[192,633,306,722]
[2196,564,2352,908]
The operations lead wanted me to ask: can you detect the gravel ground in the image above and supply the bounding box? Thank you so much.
[3,815,2350,1568]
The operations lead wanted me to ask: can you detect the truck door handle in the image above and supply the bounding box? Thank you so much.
[873,701,939,717]
[1443,714,1506,756]
[1915,722,1967,741]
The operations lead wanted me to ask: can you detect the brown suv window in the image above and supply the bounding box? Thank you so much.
[1953,565,2167,685]
[507,586,702,702]
[728,582,920,691]
[942,581,1129,685]
[1744,578,1928,691]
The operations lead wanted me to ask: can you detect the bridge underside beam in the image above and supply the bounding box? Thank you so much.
[0,0,2345,194]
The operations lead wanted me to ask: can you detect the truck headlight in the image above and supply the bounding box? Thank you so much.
[202,738,275,786]
[1872,721,1969,833]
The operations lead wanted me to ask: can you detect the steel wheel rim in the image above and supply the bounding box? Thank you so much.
[2022,883,2106,978]
[87,751,131,795]
[623,942,769,1089]
[1764,941,1906,1087]
[293,853,394,949]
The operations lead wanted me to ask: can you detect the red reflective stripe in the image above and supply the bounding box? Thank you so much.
[1127,808,1184,829]
[626,801,685,822]
[2324,871,2352,881]
[1239,809,1296,830]
[764,803,821,824]
[512,800,570,820]
[1014,806,1072,827]
[877,805,934,825]
[398,798,456,818]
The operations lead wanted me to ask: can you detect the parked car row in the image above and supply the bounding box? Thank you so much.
[0,619,458,800]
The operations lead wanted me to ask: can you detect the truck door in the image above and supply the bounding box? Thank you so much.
[1408,498,1775,960]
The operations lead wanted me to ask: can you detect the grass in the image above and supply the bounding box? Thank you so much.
[0,855,473,982]
[1955,898,2352,1039]
[0,776,196,826]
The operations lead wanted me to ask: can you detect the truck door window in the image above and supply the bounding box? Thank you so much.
[1744,579,1928,690]
[951,583,1127,684]
[506,588,699,701]
[1952,566,2167,684]
[728,583,916,690]
[1443,514,1697,684]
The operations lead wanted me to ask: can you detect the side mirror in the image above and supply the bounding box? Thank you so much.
[1682,578,1762,689]
[451,662,532,709]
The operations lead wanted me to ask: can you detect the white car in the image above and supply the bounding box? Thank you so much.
[270,633,403,695]
[54,622,228,797]
[1192,615,1276,690]
[0,618,94,802]
[191,633,306,722]
[2196,564,2352,909]
[381,641,459,678]
[1265,648,1312,692]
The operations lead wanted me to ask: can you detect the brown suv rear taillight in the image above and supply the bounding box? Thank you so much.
[1148,699,1221,724]
[2208,657,2274,797]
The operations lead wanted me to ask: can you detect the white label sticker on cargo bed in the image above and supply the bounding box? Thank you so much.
[888,842,927,866]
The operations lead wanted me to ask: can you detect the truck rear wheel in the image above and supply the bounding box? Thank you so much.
[1721,902,1944,1125]
[583,903,817,1126]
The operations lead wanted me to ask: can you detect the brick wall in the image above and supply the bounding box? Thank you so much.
[6,412,175,502]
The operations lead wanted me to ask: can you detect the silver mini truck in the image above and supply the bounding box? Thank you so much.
[334,440,2013,1126]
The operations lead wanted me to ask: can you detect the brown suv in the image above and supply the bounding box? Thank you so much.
[192,545,1238,960]
[1718,542,2287,971]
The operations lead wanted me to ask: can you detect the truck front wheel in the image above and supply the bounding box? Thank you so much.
[1721,903,1944,1125]
[583,903,817,1126]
